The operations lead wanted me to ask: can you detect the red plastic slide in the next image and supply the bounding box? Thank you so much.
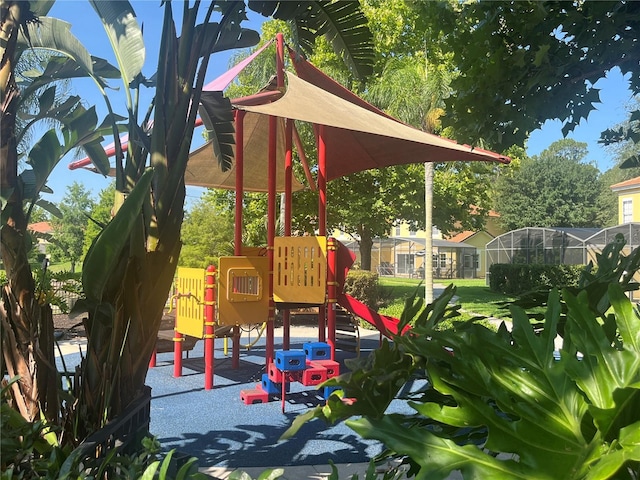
[337,293,405,337]
[334,240,407,337]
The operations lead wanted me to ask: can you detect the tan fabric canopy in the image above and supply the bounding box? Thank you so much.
[237,72,509,182]
[185,112,305,192]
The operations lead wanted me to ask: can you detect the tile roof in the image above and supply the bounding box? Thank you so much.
[610,176,640,190]
[27,222,53,234]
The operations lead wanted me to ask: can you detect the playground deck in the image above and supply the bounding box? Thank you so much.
[55,326,389,476]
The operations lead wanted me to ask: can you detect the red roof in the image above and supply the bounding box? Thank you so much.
[610,176,640,191]
[27,222,53,234]
[447,231,476,243]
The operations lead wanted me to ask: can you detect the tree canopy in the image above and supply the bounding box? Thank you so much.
[83,182,115,256]
[417,0,639,150]
[49,181,94,272]
[179,190,235,268]
[493,139,603,230]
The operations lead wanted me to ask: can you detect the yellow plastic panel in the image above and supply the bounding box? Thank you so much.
[175,267,205,338]
[273,236,327,304]
[218,256,269,326]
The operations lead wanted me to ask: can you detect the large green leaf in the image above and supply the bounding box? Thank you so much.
[199,91,235,172]
[247,0,374,81]
[17,17,94,77]
[82,169,153,304]
[307,1,375,81]
[28,1,54,17]
[412,328,588,477]
[609,282,640,351]
[27,129,61,195]
[584,422,640,480]
[190,23,260,56]
[347,416,541,480]
[34,199,61,219]
[89,0,144,89]
[563,289,636,409]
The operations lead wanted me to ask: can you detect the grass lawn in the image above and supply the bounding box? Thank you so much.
[378,277,515,321]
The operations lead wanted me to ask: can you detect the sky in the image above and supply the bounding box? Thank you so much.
[526,67,633,168]
[44,1,266,206]
[40,1,635,207]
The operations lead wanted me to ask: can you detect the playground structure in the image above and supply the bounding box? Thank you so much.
[70,34,509,404]
[151,234,394,405]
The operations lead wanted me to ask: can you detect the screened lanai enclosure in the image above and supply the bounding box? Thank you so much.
[342,237,479,279]
[485,224,640,272]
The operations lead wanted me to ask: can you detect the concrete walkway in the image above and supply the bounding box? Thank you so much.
[201,459,464,479]
[202,462,380,479]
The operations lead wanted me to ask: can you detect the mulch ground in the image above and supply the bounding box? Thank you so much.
[53,314,86,340]
[53,313,178,341]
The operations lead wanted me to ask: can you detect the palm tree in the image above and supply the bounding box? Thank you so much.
[367,55,451,302]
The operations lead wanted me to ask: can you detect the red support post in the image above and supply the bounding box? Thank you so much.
[317,124,327,341]
[283,118,293,349]
[318,124,327,237]
[204,265,216,390]
[234,110,245,253]
[266,113,277,365]
[149,348,157,368]
[233,109,246,370]
[276,33,285,88]
[327,237,337,360]
[264,33,286,363]
[173,328,183,378]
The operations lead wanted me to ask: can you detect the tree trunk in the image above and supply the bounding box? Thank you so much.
[424,162,434,303]
[1,0,57,424]
[358,227,374,271]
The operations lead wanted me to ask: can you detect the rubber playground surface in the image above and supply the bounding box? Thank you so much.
[56,326,399,476]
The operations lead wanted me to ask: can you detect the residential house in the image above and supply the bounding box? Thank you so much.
[610,176,640,224]
[334,209,504,279]
[27,221,53,256]
[444,209,504,278]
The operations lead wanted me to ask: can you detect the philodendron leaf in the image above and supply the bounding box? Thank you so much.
[82,169,153,304]
[582,285,640,440]
[347,416,539,480]
[609,282,640,352]
[564,287,637,410]
[584,421,640,480]
[256,468,285,480]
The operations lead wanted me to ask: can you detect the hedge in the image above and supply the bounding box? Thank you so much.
[489,263,585,295]
[344,270,379,309]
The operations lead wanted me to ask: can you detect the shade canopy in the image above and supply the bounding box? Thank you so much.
[236,71,509,182]
[186,113,304,192]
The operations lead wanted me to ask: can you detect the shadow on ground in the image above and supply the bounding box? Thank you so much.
[146,333,384,469]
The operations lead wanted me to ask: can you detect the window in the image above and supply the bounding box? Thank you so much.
[432,253,447,268]
[409,230,416,237]
[395,226,401,236]
[623,199,633,223]
[396,254,414,274]
[463,254,479,269]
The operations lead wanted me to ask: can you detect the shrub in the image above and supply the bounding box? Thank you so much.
[489,263,585,295]
[344,270,380,309]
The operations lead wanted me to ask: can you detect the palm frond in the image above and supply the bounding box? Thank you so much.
[248,1,374,81]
